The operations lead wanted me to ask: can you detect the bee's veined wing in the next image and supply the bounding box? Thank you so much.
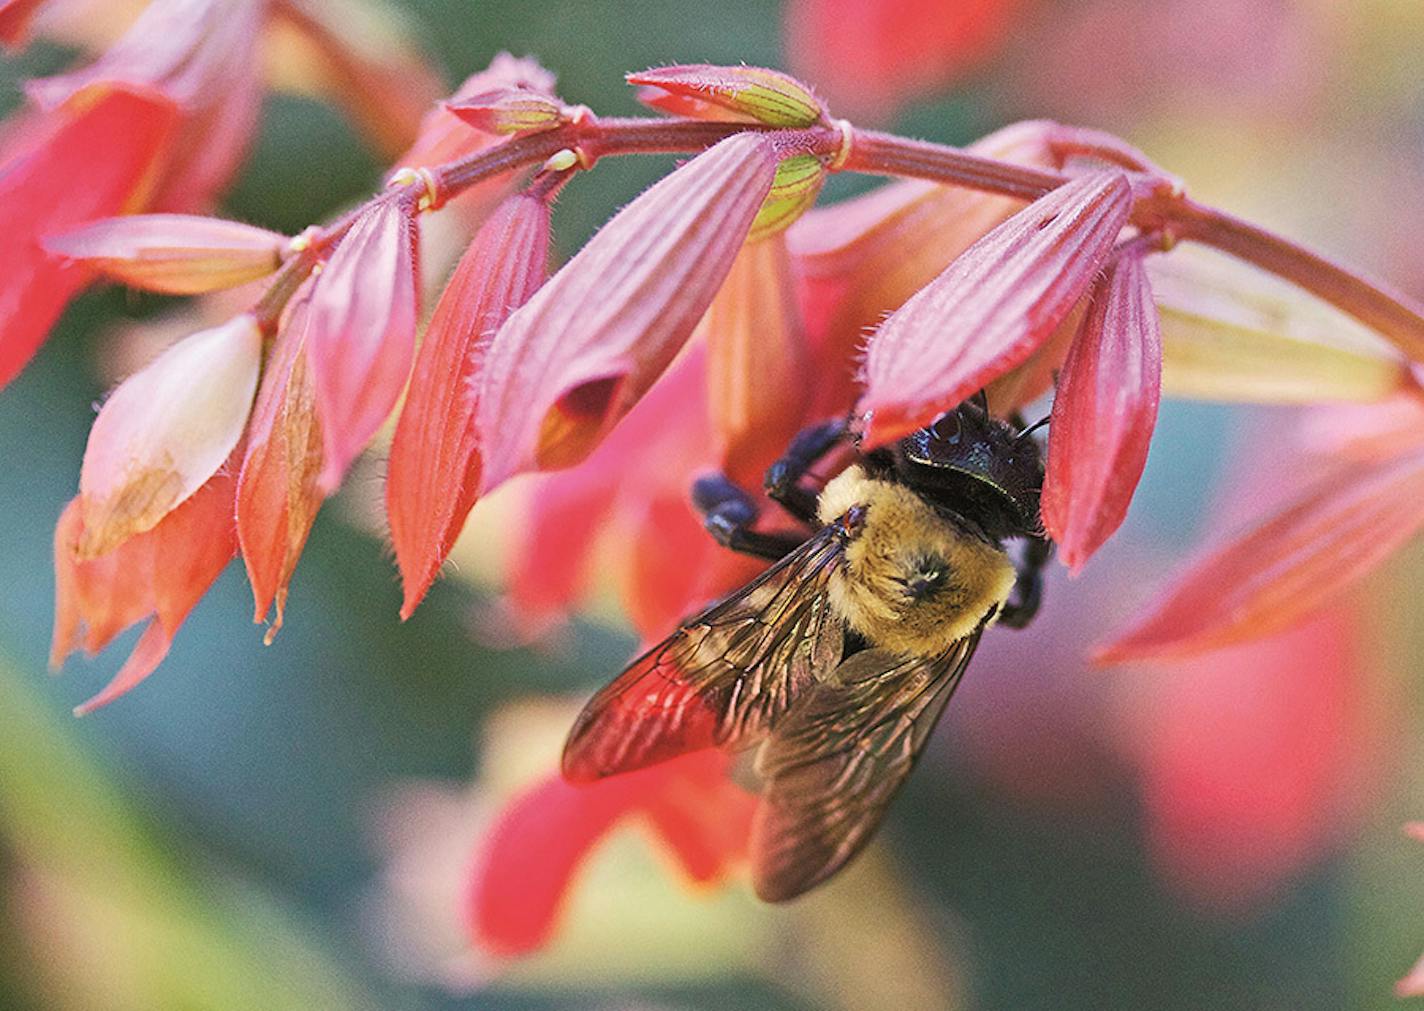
[562,524,848,783]
[749,624,988,902]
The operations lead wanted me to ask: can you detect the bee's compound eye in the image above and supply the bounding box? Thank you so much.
[930,413,961,444]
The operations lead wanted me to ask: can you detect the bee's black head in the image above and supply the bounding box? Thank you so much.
[891,398,1045,541]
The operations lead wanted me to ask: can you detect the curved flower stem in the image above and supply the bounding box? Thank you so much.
[842,126,1067,200]
[1157,196,1424,360]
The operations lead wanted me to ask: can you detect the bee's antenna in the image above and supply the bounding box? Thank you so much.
[971,389,989,412]
[1019,415,1051,438]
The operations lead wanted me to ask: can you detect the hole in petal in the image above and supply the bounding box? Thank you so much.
[536,374,626,470]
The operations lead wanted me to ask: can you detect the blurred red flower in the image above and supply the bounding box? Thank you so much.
[468,748,753,956]
[785,0,1024,121]
[0,85,179,387]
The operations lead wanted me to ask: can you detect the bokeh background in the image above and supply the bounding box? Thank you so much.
[3,0,1424,1008]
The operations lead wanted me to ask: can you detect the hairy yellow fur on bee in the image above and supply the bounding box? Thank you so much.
[818,466,1015,657]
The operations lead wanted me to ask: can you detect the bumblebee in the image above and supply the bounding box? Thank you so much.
[563,395,1051,901]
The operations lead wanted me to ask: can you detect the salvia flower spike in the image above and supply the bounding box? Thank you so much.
[628,64,825,127]
[860,170,1133,446]
[305,194,420,492]
[386,192,552,618]
[474,132,778,493]
[78,313,261,559]
[44,213,286,294]
[1043,246,1163,571]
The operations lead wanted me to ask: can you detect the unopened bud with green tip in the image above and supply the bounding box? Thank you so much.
[750,154,826,240]
[629,64,825,128]
[445,86,567,135]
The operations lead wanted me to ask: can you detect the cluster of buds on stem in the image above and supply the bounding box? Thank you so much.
[2,22,1422,714]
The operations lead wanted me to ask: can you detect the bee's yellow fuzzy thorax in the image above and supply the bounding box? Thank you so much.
[818,466,1015,657]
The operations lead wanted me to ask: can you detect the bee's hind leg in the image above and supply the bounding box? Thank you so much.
[692,473,806,561]
[998,535,1052,629]
[763,417,850,525]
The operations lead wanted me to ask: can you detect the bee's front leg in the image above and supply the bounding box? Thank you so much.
[691,473,806,561]
[763,417,851,525]
[998,535,1052,629]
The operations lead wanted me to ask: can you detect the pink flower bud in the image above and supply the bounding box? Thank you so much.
[396,53,557,175]
[53,471,236,715]
[45,213,285,294]
[444,86,566,135]
[386,193,551,619]
[236,293,324,640]
[860,171,1132,446]
[305,195,420,491]
[78,313,261,558]
[475,133,778,492]
[1043,249,1162,571]
[629,64,825,127]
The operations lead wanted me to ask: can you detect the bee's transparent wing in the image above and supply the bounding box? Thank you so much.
[750,625,987,902]
[562,524,847,782]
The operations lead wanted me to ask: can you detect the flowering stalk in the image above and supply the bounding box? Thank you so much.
[238,115,1424,369]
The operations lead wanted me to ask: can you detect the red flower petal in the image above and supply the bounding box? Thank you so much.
[615,490,729,641]
[236,294,324,639]
[466,774,626,956]
[466,750,749,956]
[503,468,622,634]
[77,314,261,558]
[475,134,777,492]
[0,84,180,387]
[52,470,236,715]
[860,171,1132,446]
[0,0,47,48]
[785,0,1022,121]
[306,196,420,491]
[386,193,551,619]
[628,64,824,128]
[44,213,284,294]
[704,236,810,488]
[502,347,705,636]
[1097,448,1424,661]
[1043,249,1162,571]
[29,0,266,212]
